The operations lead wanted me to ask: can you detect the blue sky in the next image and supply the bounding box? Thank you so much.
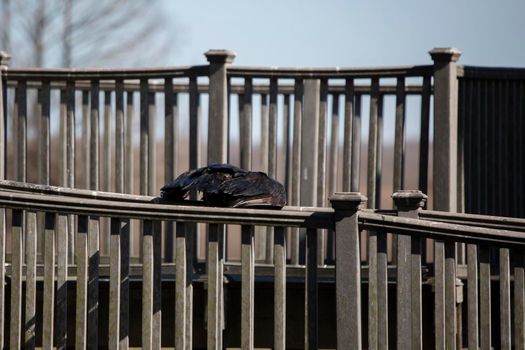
[162,0,525,68]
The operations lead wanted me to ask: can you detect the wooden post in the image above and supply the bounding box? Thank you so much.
[205,49,236,164]
[0,51,8,350]
[392,190,427,350]
[330,192,367,350]
[430,47,461,212]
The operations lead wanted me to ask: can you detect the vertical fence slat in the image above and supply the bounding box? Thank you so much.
[87,216,99,349]
[76,215,88,350]
[305,227,318,350]
[140,79,149,196]
[377,230,388,350]
[66,82,76,264]
[241,225,255,350]
[148,92,156,196]
[479,245,491,350]
[185,221,194,350]
[367,78,379,208]
[343,79,354,192]
[500,248,511,350]
[120,219,130,349]
[38,82,51,185]
[115,80,124,193]
[109,218,122,349]
[418,76,431,195]
[102,90,111,193]
[56,214,69,349]
[514,249,525,350]
[90,81,100,191]
[125,90,134,194]
[0,209,6,349]
[0,56,6,350]
[283,94,291,198]
[240,78,253,170]
[164,79,176,260]
[368,228,378,350]
[375,96,384,208]
[291,79,303,265]
[317,79,327,208]
[82,90,90,189]
[142,220,154,349]
[207,223,221,350]
[269,78,278,177]
[330,193,366,350]
[10,209,23,349]
[24,211,37,349]
[396,231,411,350]
[274,226,286,350]
[328,93,340,195]
[434,240,445,350]
[444,242,456,350]
[393,78,406,191]
[152,221,162,350]
[467,244,478,350]
[16,80,27,182]
[351,94,361,192]
[175,222,187,350]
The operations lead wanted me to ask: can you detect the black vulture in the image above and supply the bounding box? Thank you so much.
[158,163,287,209]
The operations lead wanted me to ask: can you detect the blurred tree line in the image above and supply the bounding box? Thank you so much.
[1,0,175,67]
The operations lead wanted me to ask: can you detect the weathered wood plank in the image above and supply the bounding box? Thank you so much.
[377,230,388,350]
[241,225,255,350]
[343,79,354,192]
[125,90,134,194]
[16,81,27,182]
[393,77,406,191]
[367,78,379,208]
[120,219,130,349]
[10,210,23,349]
[479,245,491,350]
[82,90,90,189]
[24,211,37,350]
[175,222,187,350]
[514,249,525,350]
[87,216,99,349]
[274,226,286,350]
[76,215,89,350]
[42,217,56,349]
[419,76,431,195]
[397,232,411,349]
[444,242,456,350]
[56,214,69,349]
[305,228,318,350]
[109,218,122,349]
[152,221,162,350]
[115,80,124,193]
[207,224,221,350]
[142,220,154,350]
[500,248,511,350]
[240,78,252,170]
[368,228,378,350]
[434,241,445,350]
[0,209,5,349]
[351,94,361,192]
[90,80,100,191]
[467,244,478,350]
[291,79,303,265]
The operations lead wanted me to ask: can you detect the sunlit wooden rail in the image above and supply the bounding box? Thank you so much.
[0,182,525,349]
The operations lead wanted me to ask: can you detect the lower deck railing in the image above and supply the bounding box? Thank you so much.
[0,181,525,349]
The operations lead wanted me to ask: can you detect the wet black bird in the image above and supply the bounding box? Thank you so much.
[158,163,287,209]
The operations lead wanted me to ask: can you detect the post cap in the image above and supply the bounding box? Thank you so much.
[429,47,461,63]
[392,190,427,210]
[0,51,11,66]
[205,49,236,64]
[329,192,367,211]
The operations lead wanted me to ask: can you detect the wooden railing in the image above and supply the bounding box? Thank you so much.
[0,49,441,267]
[1,182,525,349]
